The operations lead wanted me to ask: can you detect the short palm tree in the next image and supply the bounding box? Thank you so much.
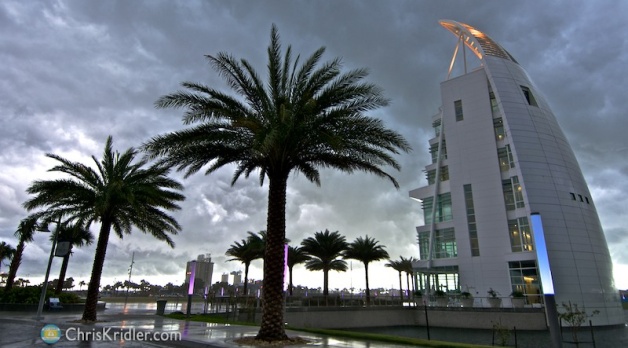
[142,26,409,341]
[4,216,38,291]
[301,230,349,304]
[385,258,406,302]
[225,234,264,296]
[23,136,185,322]
[0,241,16,274]
[344,236,389,305]
[51,222,94,295]
[79,280,86,291]
[287,245,310,296]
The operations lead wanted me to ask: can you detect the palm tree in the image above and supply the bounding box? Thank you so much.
[287,245,310,296]
[52,222,94,295]
[23,136,185,322]
[225,234,264,296]
[344,236,389,306]
[385,258,405,302]
[0,241,16,273]
[79,280,86,291]
[4,216,38,291]
[142,26,410,341]
[400,256,416,298]
[301,230,349,304]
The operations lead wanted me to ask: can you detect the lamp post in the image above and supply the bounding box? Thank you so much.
[35,216,62,321]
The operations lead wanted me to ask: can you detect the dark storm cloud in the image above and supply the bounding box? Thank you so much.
[1,0,627,289]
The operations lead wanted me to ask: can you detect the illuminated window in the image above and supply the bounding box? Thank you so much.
[497,145,515,171]
[418,228,457,260]
[494,118,505,140]
[454,100,464,121]
[508,217,534,252]
[503,176,525,210]
[509,260,542,303]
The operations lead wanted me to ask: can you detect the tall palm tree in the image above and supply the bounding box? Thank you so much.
[0,241,16,274]
[225,235,264,296]
[142,26,410,341]
[287,245,310,296]
[344,236,389,305]
[23,136,184,322]
[51,223,94,295]
[4,216,38,291]
[385,258,405,302]
[400,256,416,298]
[301,230,349,304]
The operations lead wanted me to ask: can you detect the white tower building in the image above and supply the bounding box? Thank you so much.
[409,20,623,326]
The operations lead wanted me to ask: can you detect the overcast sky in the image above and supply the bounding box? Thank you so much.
[1,0,627,293]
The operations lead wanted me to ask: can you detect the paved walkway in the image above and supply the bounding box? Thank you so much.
[0,309,428,348]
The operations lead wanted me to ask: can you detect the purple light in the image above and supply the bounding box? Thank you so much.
[187,261,196,295]
[284,244,289,291]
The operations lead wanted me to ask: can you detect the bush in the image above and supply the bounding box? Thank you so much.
[0,286,84,304]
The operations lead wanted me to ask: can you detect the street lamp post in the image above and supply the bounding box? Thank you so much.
[35,216,61,321]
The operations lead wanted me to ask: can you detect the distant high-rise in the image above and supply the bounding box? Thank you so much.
[409,20,623,326]
[220,273,229,284]
[231,271,242,286]
[185,254,214,288]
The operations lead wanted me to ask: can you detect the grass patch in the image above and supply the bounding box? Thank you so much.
[164,313,493,348]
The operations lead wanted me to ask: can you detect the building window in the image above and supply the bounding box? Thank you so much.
[585,197,590,204]
[508,217,534,252]
[520,86,538,106]
[429,140,448,164]
[494,118,505,140]
[570,192,576,200]
[426,166,449,185]
[454,100,464,121]
[423,192,453,224]
[509,260,542,303]
[503,176,525,210]
[418,228,457,260]
[489,91,499,117]
[433,119,441,137]
[497,145,515,171]
[464,184,480,256]
[578,194,583,202]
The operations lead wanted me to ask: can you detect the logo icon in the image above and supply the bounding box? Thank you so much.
[41,324,61,344]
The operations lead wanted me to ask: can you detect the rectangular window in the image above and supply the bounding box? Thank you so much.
[508,217,534,252]
[494,118,505,140]
[503,176,524,210]
[433,119,441,137]
[426,166,449,185]
[497,145,515,171]
[509,260,542,303]
[423,192,453,224]
[429,140,448,164]
[418,228,457,260]
[454,100,464,121]
[489,91,499,117]
[464,184,480,256]
[520,86,538,106]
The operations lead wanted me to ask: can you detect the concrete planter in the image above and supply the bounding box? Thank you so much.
[460,298,474,307]
[487,298,502,308]
[511,298,525,308]
[435,297,448,307]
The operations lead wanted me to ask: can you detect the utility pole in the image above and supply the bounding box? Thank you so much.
[124,252,135,309]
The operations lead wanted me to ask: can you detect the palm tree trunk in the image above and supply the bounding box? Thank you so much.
[4,241,25,291]
[323,269,329,305]
[82,219,112,322]
[256,174,289,341]
[405,273,410,300]
[243,262,250,296]
[54,254,70,295]
[364,263,370,306]
[398,271,403,302]
[288,266,294,296]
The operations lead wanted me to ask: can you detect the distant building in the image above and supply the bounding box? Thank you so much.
[220,273,229,284]
[409,20,623,326]
[185,254,214,288]
[231,271,242,286]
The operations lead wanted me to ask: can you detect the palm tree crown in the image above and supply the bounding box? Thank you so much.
[51,222,94,295]
[0,241,16,270]
[385,258,406,302]
[301,230,348,302]
[142,25,410,341]
[23,136,184,322]
[225,233,264,296]
[343,235,389,305]
[4,216,38,291]
[287,245,310,296]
